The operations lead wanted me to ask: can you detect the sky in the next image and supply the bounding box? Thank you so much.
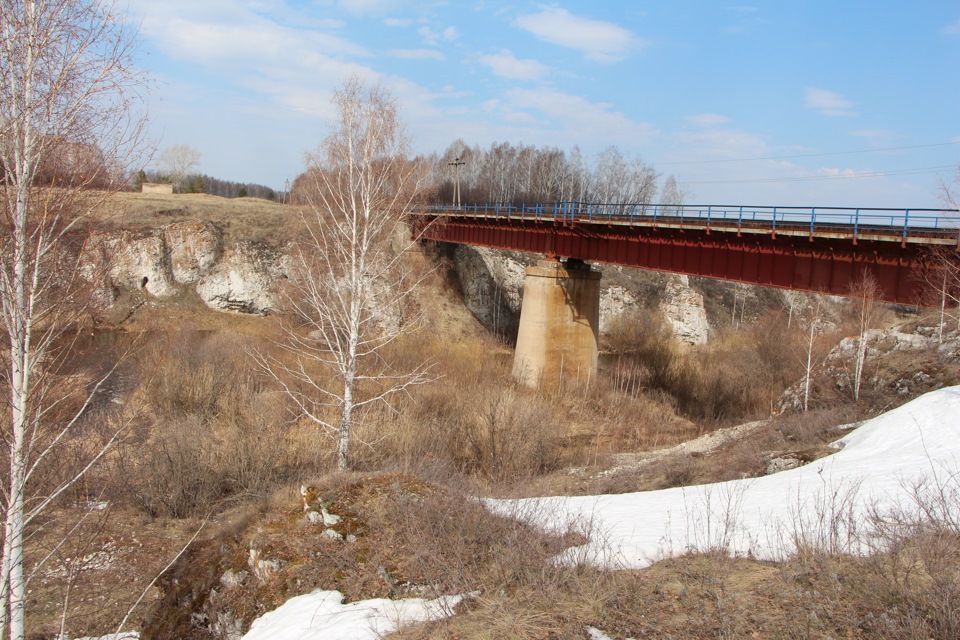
[125,0,960,208]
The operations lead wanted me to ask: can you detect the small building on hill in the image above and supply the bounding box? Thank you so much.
[142,182,174,195]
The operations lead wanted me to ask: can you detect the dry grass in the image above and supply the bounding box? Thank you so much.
[94,191,303,246]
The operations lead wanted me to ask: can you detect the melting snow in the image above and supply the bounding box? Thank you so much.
[488,385,960,568]
[240,590,468,640]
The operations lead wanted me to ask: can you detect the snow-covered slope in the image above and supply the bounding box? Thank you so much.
[490,386,960,568]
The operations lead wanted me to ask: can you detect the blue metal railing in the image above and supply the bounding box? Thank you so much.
[417,202,960,243]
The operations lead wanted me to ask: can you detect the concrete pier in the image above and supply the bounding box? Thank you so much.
[512,259,601,389]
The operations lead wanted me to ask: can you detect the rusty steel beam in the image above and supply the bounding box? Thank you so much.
[412,214,954,305]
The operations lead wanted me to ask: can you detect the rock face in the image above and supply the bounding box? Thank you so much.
[196,241,284,315]
[100,230,177,298]
[659,275,710,345]
[84,221,281,315]
[599,286,638,334]
[452,245,527,338]
[163,221,223,284]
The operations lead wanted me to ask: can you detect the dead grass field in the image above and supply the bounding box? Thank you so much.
[94,191,304,246]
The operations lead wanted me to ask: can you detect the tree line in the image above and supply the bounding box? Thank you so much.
[419,139,685,206]
[135,169,281,201]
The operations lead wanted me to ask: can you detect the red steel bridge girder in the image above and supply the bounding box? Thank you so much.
[414,216,946,305]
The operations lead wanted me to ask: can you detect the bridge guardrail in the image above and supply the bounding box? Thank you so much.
[414,202,960,244]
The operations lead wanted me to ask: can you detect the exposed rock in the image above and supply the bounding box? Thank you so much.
[163,220,223,284]
[659,275,710,345]
[452,245,526,337]
[321,508,342,527]
[765,454,801,475]
[196,241,284,315]
[599,286,638,334]
[99,230,177,298]
[778,326,955,412]
[248,548,282,581]
[220,569,249,589]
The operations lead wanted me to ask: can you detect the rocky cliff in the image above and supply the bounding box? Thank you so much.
[83,220,283,315]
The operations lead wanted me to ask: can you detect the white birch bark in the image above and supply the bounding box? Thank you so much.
[0,2,146,636]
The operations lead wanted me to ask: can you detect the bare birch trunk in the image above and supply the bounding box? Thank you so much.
[0,2,146,636]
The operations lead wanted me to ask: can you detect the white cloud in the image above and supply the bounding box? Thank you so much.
[389,49,445,60]
[384,17,413,27]
[804,87,856,117]
[417,25,459,46]
[941,18,960,35]
[478,49,550,81]
[675,127,769,159]
[686,113,731,126]
[501,87,659,144]
[515,7,642,62]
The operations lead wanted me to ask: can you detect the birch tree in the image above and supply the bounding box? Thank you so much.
[0,1,145,637]
[263,78,431,471]
[158,144,201,190]
[849,272,880,402]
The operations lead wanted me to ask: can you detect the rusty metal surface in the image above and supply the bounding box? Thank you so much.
[411,208,960,305]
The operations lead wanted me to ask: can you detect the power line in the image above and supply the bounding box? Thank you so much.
[657,141,960,166]
[685,165,956,185]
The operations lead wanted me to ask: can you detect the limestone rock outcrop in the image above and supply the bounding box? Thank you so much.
[599,286,638,334]
[163,221,223,284]
[95,230,177,298]
[196,241,284,315]
[659,275,710,345]
[453,245,526,337]
[83,221,281,316]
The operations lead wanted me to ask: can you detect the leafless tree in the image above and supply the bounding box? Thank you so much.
[916,245,960,342]
[0,1,146,637]
[798,294,825,413]
[261,77,432,472]
[849,271,881,401]
[939,164,959,212]
[158,143,201,190]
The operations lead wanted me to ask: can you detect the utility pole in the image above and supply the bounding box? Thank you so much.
[448,156,465,208]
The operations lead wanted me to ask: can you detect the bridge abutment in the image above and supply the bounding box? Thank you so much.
[512,259,601,388]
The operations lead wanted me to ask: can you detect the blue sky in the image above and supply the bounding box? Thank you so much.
[127,0,960,208]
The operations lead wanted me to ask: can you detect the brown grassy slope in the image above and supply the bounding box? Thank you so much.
[94,191,303,246]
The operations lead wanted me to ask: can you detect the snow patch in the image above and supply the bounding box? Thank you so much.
[489,386,960,568]
[240,590,468,640]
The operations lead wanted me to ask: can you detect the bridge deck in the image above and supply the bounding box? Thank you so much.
[411,203,960,306]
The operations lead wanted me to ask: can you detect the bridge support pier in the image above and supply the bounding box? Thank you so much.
[513,259,601,389]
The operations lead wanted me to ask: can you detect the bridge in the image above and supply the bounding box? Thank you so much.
[410,202,960,387]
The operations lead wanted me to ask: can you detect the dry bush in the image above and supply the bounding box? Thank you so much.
[604,311,681,392]
[383,384,568,485]
[603,310,805,424]
[118,332,305,517]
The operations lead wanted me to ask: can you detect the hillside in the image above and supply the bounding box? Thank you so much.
[24,191,960,639]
